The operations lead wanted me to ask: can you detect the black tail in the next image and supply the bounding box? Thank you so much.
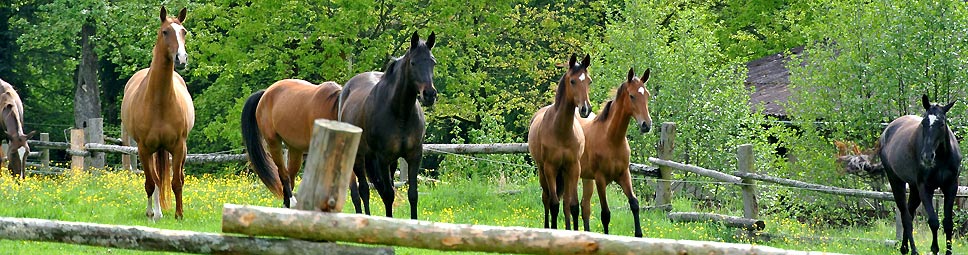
[241,90,283,198]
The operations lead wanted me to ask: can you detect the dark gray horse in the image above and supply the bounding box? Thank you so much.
[879,94,961,255]
[339,31,436,219]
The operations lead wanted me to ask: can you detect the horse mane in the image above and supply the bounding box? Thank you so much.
[595,81,629,123]
[383,56,401,75]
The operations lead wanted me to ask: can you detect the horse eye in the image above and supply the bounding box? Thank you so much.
[163,30,169,36]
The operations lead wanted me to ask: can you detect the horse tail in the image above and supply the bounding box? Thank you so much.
[155,149,172,210]
[241,90,283,198]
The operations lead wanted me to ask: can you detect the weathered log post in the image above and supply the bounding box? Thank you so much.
[40,133,50,169]
[294,119,362,212]
[120,123,135,172]
[654,122,676,210]
[70,129,84,171]
[737,144,758,220]
[83,118,104,169]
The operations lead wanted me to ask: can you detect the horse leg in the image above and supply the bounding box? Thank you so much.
[541,162,560,229]
[138,147,161,221]
[265,140,292,208]
[538,164,551,229]
[888,175,913,254]
[374,155,395,218]
[351,155,371,215]
[286,148,305,208]
[405,152,422,220]
[594,176,611,235]
[171,141,187,220]
[942,182,956,255]
[580,178,594,232]
[618,170,642,237]
[563,164,580,231]
[916,184,940,255]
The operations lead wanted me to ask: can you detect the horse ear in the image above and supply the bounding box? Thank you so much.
[25,130,37,140]
[943,100,957,113]
[159,6,168,22]
[568,54,577,68]
[426,32,436,49]
[642,68,651,83]
[177,8,187,22]
[627,68,635,82]
[922,94,931,110]
[581,54,591,68]
[410,31,420,49]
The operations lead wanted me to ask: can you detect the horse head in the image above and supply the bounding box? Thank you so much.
[562,54,592,118]
[622,68,653,133]
[157,6,189,71]
[405,31,437,107]
[4,130,36,177]
[919,94,956,169]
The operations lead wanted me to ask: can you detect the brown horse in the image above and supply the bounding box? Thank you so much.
[528,54,592,231]
[241,79,342,208]
[120,6,193,220]
[341,31,436,219]
[879,95,961,255]
[0,79,36,179]
[578,68,651,237]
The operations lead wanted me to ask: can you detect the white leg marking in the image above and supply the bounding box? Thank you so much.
[290,197,299,208]
[152,185,162,220]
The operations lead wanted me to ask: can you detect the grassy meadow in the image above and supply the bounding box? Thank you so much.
[0,165,962,255]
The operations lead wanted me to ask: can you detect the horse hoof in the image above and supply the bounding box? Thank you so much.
[175,214,183,220]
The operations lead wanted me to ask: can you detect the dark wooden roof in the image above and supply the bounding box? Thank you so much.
[745,46,803,117]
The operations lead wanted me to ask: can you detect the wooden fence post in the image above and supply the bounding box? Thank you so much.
[83,118,104,169]
[120,123,133,172]
[70,129,85,171]
[40,133,50,169]
[294,119,362,212]
[655,122,676,209]
[737,144,758,220]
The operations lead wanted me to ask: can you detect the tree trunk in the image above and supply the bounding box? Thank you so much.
[74,20,101,129]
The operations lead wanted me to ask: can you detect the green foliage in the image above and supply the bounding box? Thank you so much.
[594,0,768,172]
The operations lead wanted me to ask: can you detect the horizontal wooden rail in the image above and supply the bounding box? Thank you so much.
[0,216,393,255]
[222,204,843,255]
[732,172,893,201]
[648,157,742,183]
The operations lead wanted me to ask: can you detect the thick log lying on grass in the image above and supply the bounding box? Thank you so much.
[0,217,392,255]
[223,204,845,255]
[668,212,765,231]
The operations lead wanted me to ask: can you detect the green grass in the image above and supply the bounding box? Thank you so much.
[0,166,962,254]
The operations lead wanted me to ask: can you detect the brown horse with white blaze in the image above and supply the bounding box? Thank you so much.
[528,54,593,231]
[0,79,37,179]
[120,6,194,220]
[241,79,342,208]
[579,68,652,237]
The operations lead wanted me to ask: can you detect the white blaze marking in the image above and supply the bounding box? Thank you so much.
[578,73,586,81]
[170,23,188,63]
[638,87,645,95]
[17,147,25,161]
[929,114,938,126]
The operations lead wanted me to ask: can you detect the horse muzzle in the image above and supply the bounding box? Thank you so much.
[920,153,936,168]
[419,89,437,107]
[638,121,652,134]
[578,102,592,118]
[174,53,189,71]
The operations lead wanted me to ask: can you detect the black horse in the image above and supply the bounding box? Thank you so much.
[339,31,436,219]
[879,94,961,255]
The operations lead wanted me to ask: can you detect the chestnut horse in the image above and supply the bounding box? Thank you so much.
[0,79,36,179]
[879,94,961,255]
[241,79,342,208]
[341,31,436,219]
[528,54,593,230]
[578,68,651,237]
[120,6,194,220]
